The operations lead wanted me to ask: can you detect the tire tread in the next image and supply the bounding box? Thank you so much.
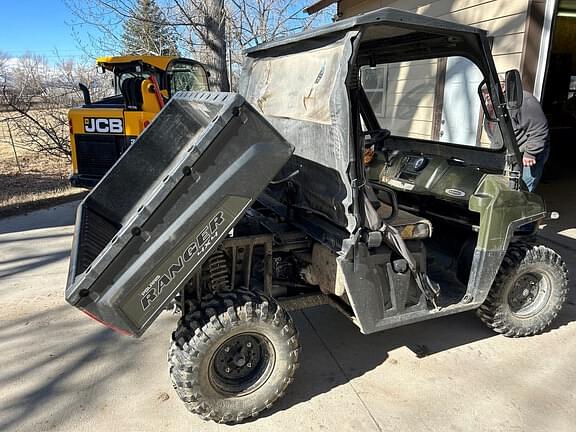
[169,289,300,424]
[477,241,569,337]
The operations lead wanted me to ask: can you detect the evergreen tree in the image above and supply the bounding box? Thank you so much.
[122,0,179,56]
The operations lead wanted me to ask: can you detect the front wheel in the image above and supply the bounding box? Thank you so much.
[477,242,569,337]
[169,291,300,423]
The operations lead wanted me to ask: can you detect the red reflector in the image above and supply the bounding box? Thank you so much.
[143,120,150,128]
[81,309,134,336]
[69,119,73,134]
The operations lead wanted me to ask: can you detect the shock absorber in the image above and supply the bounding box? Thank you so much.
[207,251,231,292]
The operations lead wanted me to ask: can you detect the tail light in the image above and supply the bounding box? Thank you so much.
[81,309,134,336]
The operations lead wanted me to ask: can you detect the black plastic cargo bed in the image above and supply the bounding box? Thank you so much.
[65,92,293,336]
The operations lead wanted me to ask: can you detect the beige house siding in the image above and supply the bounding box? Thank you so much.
[384,59,437,139]
[344,0,529,144]
[340,0,529,73]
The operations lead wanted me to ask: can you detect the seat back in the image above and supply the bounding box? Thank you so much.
[121,77,145,110]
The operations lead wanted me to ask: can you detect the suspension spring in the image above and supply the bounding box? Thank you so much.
[208,251,231,292]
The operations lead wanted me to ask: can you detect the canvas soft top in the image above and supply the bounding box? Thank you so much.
[240,7,496,234]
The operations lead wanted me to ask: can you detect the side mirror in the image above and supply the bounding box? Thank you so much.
[505,69,523,110]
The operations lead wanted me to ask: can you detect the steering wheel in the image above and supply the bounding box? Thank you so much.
[363,128,391,150]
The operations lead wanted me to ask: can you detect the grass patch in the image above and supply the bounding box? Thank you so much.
[0,142,85,216]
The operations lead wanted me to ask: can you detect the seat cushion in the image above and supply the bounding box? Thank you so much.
[376,201,432,240]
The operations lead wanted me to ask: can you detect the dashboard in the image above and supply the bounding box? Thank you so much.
[366,150,486,204]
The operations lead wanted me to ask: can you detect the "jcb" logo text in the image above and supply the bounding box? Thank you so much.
[84,118,123,134]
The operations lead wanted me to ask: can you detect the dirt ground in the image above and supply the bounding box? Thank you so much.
[0,129,84,216]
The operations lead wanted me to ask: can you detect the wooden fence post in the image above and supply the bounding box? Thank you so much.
[6,121,22,173]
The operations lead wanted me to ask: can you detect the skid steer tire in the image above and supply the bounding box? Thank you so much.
[477,242,569,337]
[169,291,300,424]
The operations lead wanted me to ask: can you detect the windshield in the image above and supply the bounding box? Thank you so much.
[360,55,503,149]
[111,61,209,96]
[167,61,209,93]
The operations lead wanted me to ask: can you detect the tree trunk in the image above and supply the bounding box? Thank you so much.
[203,0,230,91]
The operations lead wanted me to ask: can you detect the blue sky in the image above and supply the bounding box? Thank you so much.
[0,0,85,60]
[0,1,334,62]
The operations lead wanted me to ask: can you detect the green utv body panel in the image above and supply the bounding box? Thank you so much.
[65,92,294,336]
[470,175,546,251]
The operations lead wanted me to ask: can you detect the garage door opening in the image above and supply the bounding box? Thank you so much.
[539,0,576,182]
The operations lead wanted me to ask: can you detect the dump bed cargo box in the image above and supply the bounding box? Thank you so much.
[65,92,293,336]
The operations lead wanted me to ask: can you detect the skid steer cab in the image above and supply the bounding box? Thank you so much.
[67,7,569,425]
[68,55,209,188]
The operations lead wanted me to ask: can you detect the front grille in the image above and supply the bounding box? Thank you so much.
[75,134,130,177]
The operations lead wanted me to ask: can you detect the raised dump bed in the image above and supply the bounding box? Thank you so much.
[65,92,293,336]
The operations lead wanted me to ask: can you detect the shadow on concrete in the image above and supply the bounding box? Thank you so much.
[0,305,141,431]
[262,293,576,420]
[0,231,72,245]
[538,176,576,306]
[0,250,70,279]
[260,306,495,419]
[0,200,79,235]
[2,295,574,429]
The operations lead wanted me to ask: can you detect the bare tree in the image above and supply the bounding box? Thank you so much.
[0,54,109,160]
[65,0,332,91]
[223,0,326,87]
[0,52,8,75]
[171,0,230,90]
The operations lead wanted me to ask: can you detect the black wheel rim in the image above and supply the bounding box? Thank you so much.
[507,271,552,318]
[209,333,275,396]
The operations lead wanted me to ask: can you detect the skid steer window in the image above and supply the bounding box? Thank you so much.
[360,56,503,149]
[116,71,157,95]
[168,62,209,93]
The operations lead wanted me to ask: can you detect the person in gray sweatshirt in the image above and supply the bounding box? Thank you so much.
[509,91,550,192]
[485,89,550,191]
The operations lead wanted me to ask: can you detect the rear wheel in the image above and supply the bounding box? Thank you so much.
[477,242,569,337]
[169,291,300,423]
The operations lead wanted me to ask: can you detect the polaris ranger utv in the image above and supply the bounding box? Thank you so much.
[66,8,569,424]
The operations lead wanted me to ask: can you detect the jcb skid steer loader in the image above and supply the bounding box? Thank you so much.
[68,56,209,188]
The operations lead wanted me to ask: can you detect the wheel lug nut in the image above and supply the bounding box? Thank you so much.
[225,367,231,373]
[246,342,252,348]
[247,362,252,368]
[224,346,230,352]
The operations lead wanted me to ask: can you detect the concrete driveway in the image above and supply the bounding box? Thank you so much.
[1,187,575,432]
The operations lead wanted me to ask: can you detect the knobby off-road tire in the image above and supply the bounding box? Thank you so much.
[477,242,569,337]
[168,291,300,423]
